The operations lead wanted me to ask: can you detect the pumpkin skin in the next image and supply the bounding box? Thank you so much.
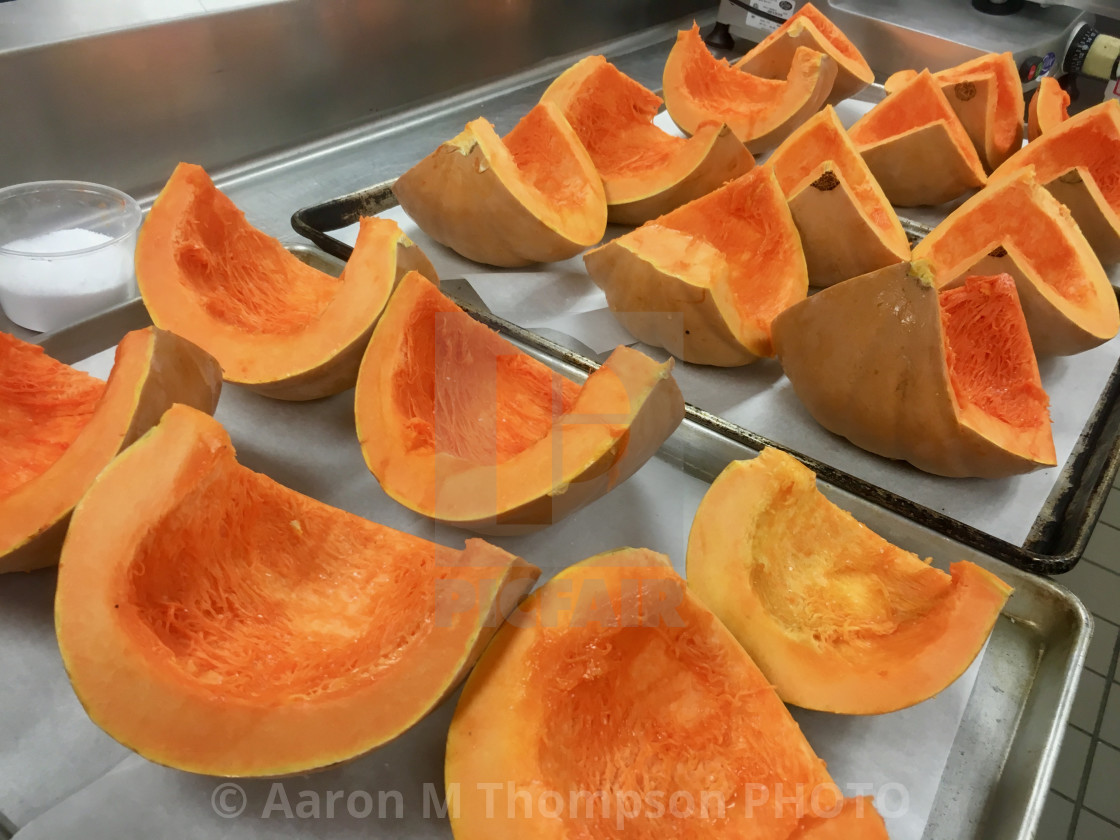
[540,55,755,225]
[446,547,889,840]
[354,272,684,534]
[848,70,987,206]
[772,263,1056,478]
[767,106,910,286]
[583,167,807,365]
[913,166,1119,355]
[392,102,607,267]
[0,327,220,573]
[1027,76,1071,141]
[55,404,539,777]
[687,447,1013,714]
[662,23,837,154]
[137,163,437,400]
[734,2,874,105]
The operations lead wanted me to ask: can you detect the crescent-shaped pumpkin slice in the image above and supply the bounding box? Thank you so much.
[686,447,1013,714]
[55,403,539,777]
[446,547,889,840]
[0,327,220,573]
[354,272,684,534]
[583,166,808,366]
[662,23,837,154]
[392,101,607,267]
[772,263,1056,478]
[913,166,1119,355]
[540,54,754,224]
[767,106,910,286]
[1027,76,1071,141]
[136,163,437,400]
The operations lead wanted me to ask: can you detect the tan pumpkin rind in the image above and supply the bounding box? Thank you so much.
[541,55,754,224]
[772,263,1056,478]
[734,2,874,105]
[136,163,437,400]
[913,166,1119,355]
[392,101,607,266]
[687,447,1013,714]
[354,272,684,534]
[583,167,807,365]
[767,106,910,286]
[55,403,540,777]
[1028,77,1071,141]
[663,23,838,154]
[0,327,220,573]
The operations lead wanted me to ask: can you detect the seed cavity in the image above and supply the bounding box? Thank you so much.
[811,171,840,191]
[954,81,977,101]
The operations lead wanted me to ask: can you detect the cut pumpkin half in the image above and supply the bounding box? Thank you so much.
[1027,76,1071,141]
[392,102,607,267]
[354,272,684,534]
[136,163,436,400]
[768,105,910,286]
[913,166,1119,355]
[55,403,539,777]
[772,263,1057,478]
[583,167,808,365]
[662,23,837,154]
[540,55,754,225]
[0,327,220,573]
[687,447,1013,714]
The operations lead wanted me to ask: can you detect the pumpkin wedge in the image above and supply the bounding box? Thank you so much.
[447,547,889,840]
[687,447,1013,714]
[768,106,910,286]
[55,403,539,777]
[772,263,1056,478]
[913,166,1119,355]
[137,163,436,400]
[663,23,837,154]
[393,102,607,267]
[0,327,220,573]
[734,2,874,105]
[355,272,684,534]
[540,55,755,224]
[1027,77,1071,141]
[848,70,987,206]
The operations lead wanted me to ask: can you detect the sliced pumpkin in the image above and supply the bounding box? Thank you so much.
[540,55,755,225]
[392,102,607,267]
[767,106,910,286]
[354,272,684,534]
[447,547,889,840]
[913,166,1119,355]
[583,167,807,365]
[687,447,1013,714]
[848,70,987,206]
[1028,76,1071,141]
[772,263,1057,478]
[0,327,220,573]
[734,2,874,105]
[662,23,837,154]
[55,403,539,777]
[136,163,436,400]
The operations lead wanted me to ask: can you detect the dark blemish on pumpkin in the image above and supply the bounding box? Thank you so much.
[685,329,691,335]
[811,171,840,191]
[989,246,1007,258]
[114,604,119,609]
[1059,169,1083,184]
[954,81,976,101]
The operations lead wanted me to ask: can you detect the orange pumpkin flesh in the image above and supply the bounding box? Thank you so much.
[687,447,1012,714]
[0,328,221,573]
[55,403,539,777]
[767,106,909,286]
[913,166,1119,355]
[447,548,888,840]
[848,70,987,206]
[354,272,684,534]
[136,163,436,400]
[662,24,837,154]
[541,55,755,225]
[1027,76,1071,141]
[734,2,874,105]
[392,102,607,267]
[583,167,807,365]
[772,263,1056,478]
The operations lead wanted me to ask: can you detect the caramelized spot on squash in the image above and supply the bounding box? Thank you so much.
[0,333,105,499]
[505,104,600,211]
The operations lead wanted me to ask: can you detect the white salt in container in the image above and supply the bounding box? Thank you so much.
[0,181,143,332]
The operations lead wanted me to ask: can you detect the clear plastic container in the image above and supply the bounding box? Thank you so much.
[0,180,143,332]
